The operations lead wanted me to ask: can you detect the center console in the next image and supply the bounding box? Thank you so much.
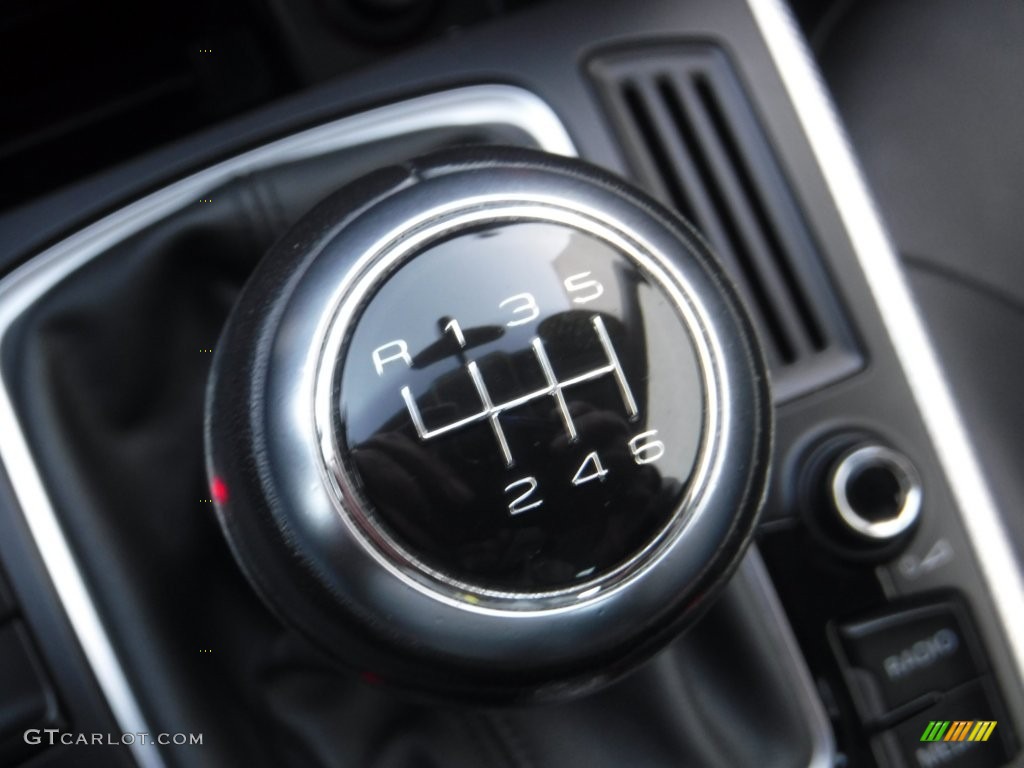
[0,1,1020,767]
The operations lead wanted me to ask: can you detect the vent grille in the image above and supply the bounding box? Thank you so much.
[589,45,862,400]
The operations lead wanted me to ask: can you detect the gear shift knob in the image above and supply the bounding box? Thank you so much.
[205,148,771,701]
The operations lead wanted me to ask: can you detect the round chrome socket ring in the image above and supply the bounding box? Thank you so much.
[830,444,922,540]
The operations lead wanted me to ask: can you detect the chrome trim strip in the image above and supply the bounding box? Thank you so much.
[748,0,1024,681]
[0,85,574,768]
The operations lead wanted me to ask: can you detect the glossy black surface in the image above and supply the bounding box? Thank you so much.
[339,221,706,592]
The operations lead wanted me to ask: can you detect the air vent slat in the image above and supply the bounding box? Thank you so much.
[674,74,822,361]
[589,44,863,401]
[619,81,699,224]
[625,78,794,366]
[692,73,827,354]
[658,75,803,364]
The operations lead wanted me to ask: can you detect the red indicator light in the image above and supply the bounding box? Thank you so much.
[360,671,382,686]
[211,476,229,505]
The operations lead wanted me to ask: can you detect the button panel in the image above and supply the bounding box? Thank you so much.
[836,602,981,720]
[833,598,1019,768]
[872,680,1012,768]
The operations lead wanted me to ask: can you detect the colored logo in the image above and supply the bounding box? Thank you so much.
[920,720,997,742]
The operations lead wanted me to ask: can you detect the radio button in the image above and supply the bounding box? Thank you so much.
[835,602,981,720]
